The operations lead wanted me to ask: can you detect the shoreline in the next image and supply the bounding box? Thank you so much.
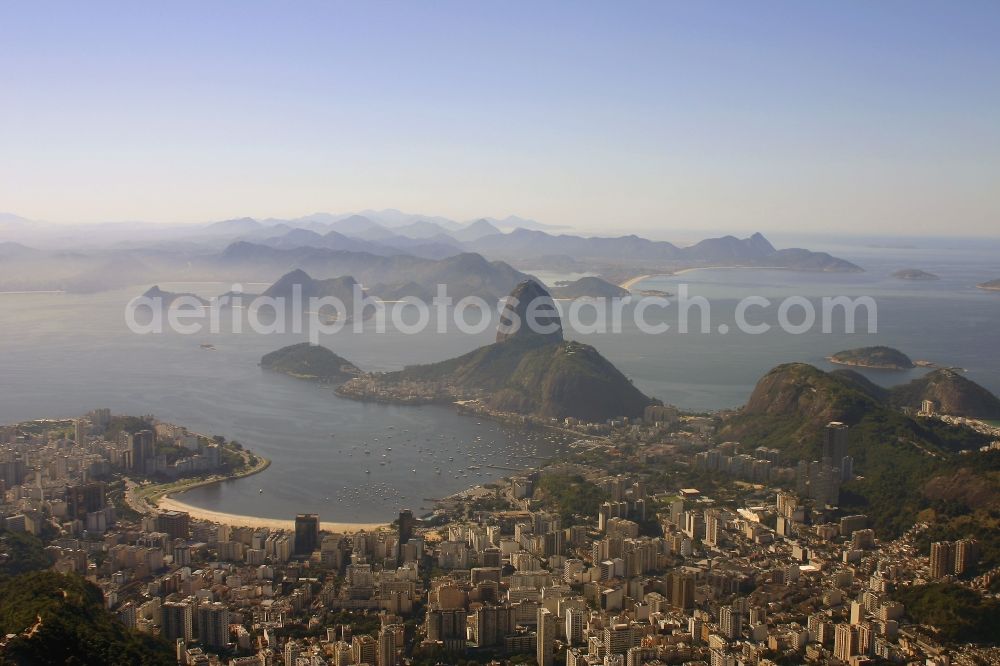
[825,356,911,371]
[122,427,389,534]
[619,264,860,290]
[149,441,386,533]
[156,495,387,532]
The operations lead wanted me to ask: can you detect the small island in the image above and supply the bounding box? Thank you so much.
[828,345,915,370]
[142,285,209,306]
[892,268,939,281]
[550,276,631,299]
[260,342,362,382]
[977,279,1000,292]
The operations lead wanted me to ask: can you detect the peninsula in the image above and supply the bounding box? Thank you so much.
[977,278,1000,292]
[337,280,657,422]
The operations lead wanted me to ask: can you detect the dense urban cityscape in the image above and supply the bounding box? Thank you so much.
[5,2,1000,665]
[3,400,999,665]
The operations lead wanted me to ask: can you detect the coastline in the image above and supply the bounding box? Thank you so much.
[124,429,390,533]
[155,495,387,533]
[619,265,825,290]
[825,356,911,371]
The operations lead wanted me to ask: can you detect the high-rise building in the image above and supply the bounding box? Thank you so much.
[849,600,864,625]
[130,430,155,473]
[398,509,415,545]
[954,539,980,575]
[284,640,302,666]
[474,605,515,647]
[565,606,586,645]
[196,602,230,649]
[351,634,377,665]
[683,511,704,540]
[930,541,955,579]
[537,608,555,666]
[704,511,720,547]
[0,459,26,487]
[294,513,319,556]
[66,482,106,521]
[669,572,694,610]
[74,419,87,444]
[823,422,849,465]
[332,640,352,666]
[162,600,194,643]
[425,608,467,652]
[833,623,859,662]
[157,511,190,540]
[719,606,741,641]
[378,624,402,666]
[602,623,638,658]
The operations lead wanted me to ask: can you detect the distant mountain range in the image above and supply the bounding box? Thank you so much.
[248,225,861,271]
[0,207,866,293]
[219,246,528,301]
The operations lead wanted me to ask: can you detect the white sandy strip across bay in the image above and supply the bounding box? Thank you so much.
[619,266,799,290]
[156,495,387,533]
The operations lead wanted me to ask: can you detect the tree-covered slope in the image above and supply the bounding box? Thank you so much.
[0,572,174,665]
[260,342,361,381]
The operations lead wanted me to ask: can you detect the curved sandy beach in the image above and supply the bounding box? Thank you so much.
[620,265,802,290]
[157,495,387,533]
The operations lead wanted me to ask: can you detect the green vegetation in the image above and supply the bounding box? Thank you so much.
[385,336,654,421]
[535,472,608,525]
[352,280,654,420]
[894,582,1000,644]
[260,342,361,381]
[829,345,914,369]
[104,415,153,443]
[0,529,50,578]
[0,571,175,665]
[889,369,1000,418]
[725,363,996,537]
[16,419,73,436]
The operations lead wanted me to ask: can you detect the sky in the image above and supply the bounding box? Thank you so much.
[1,1,998,236]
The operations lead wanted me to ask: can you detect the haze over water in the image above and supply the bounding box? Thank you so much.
[2,239,998,522]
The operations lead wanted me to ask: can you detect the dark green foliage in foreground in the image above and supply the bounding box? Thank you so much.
[536,472,608,525]
[894,582,1000,644]
[0,529,50,578]
[0,571,175,665]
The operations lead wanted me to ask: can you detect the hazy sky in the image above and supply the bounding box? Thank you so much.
[1,1,998,236]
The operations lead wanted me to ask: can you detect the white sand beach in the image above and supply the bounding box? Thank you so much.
[156,495,387,533]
